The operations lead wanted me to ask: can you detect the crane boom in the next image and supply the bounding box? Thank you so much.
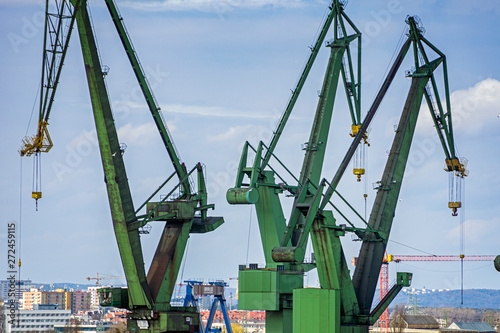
[22,0,224,331]
[352,17,461,314]
[388,255,497,262]
[19,0,81,158]
[227,7,467,333]
[74,2,152,307]
[352,74,430,313]
[261,2,341,170]
[104,0,191,195]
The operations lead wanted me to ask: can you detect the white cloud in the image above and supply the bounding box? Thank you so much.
[113,100,278,119]
[0,0,42,4]
[418,78,500,136]
[120,0,309,12]
[444,0,500,15]
[165,103,278,120]
[68,130,98,148]
[208,124,254,142]
[206,124,277,147]
[62,123,165,149]
[445,217,500,246]
[117,122,163,145]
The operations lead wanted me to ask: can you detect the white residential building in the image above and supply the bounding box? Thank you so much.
[87,286,100,309]
[6,307,71,333]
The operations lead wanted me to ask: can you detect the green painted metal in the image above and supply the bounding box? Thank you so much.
[103,0,191,196]
[28,1,224,331]
[127,307,201,333]
[285,42,349,249]
[228,6,462,333]
[318,37,412,212]
[19,0,82,158]
[238,268,302,333]
[293,288,340,333]
[368,272,412,323]
[99,287,129,308]
[352,17,454,315]
[74,2,152,308]
[40,0,80,125]
[261,2,346,170]
[147,220,193,309]
[254,171,288,267]
[352,74,429,314]
[228,2,367,331]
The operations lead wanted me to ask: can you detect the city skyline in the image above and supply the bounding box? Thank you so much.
[1,0,499,293]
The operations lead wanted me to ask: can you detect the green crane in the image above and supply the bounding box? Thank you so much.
[20,1,223,332]
[227,3,465,332]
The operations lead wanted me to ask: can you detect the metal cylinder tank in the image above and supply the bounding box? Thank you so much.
[226,187,259,204]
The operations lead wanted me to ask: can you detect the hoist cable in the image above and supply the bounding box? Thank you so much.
[363,143,368,220]
[460,180,466,306]
[388,239,436,256]
[178,237,190,287]
[245,207,253,266]
[26,85,41,136]
[18,156,23,325]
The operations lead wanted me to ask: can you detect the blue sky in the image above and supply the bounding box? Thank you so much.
[1,0,499,299]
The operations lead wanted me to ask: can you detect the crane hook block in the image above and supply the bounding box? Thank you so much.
[353,168,365,182]
[448,201,461,216]
[226,188,259,205]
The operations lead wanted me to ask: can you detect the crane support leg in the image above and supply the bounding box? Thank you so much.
[147,220,193,310]
[309,212,359,317]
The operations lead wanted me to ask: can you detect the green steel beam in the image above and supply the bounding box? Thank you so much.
[298,44,346,187]
[318,37,412,211]
[288,43,346,248]
[368,272,412,324]
[74,1,152,308]
[309,212,360,320]
[147,219,193,309]
[254,171,288,267]
[41,0,81,124]
[352,74,429,314]
[261,2,340,170]
[104,0,191,196]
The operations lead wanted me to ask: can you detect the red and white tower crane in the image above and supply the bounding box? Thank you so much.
[377,255,497,333]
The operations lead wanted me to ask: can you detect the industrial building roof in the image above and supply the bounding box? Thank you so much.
[405,315,440,327]
[449,322,496,333]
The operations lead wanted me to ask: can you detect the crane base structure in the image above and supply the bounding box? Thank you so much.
[228,4,467,333]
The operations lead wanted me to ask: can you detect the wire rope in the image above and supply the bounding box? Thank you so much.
[245,207,253,265]
[178,237,191,290]
[388,239,436,256]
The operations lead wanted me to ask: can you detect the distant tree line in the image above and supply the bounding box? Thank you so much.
[420,307,500,329]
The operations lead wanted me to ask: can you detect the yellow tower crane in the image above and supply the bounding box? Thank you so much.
[85,273,125,286]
